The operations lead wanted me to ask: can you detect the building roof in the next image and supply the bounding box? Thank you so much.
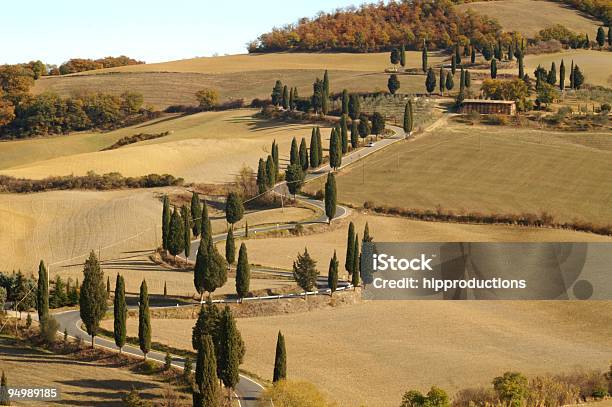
[462,99,516,105]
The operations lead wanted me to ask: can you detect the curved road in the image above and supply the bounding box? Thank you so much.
[53,123,407,406]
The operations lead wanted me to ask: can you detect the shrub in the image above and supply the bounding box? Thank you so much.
[122,387,151,407]
[261,380,334,407]
[195,88,219,110]
[40,316,60,345]
[452,387,499,407]
[164,352,172,370]
[485,114,509,125]
[493,372,528,407]
[139,360,158,375]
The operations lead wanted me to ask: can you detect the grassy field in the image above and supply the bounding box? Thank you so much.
[522,50,612,88]
[0,339,169,406]
[105,301,612,407]
[455,0,602,37]
[0,109,329,182]
[235,212,612,273]
[304,123,612,227]
[33,52,443,109]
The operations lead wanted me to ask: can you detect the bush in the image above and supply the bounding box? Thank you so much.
[485,114,509,125]
[40,316,60,345]
[139,360,158,375]
[122,387,151,407]
[164,352,172,370]
[452,387,498,407]
[260,380,334,407]
[195,88,219,110]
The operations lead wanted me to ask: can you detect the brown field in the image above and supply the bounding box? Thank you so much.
[107,301,612,407]
[0,339,168,406]
[456,0,602,37]
[33,52,443,109]
[304,123,612,227]
[0,187,311,296]
[0,109,330,182]
[235,212,612,273]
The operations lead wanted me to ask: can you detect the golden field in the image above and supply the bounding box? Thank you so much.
[103,301,612,406]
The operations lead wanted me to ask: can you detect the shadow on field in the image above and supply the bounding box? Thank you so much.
[225,115,313,133]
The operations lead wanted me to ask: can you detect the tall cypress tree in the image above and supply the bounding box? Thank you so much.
[363,222,373,243]
[192,300,221,351]
[425,67,436,94]
[80,251,107,348]
[451,55,457,75]
[439,68,446,95]
[324,172,337,224]
[455,43,461,66]
[350,120,359,148]
[225,226,235,265]
[345,222,355,275]
[341,89,349,115]
[256,158,267,194]
[309,128,319,168]
[271,140,279,177]
[328,251,339,294]
[37,260,49,329]
[0,370,8,406]
[138,279,151,360]
[106,276,111,296]
[340,115,349,154]
[190,192,202,237]
[168,207,184,257]
[219,306,242,400]
[460,68,466,94]
[201,199,211,245]
[299,138,309,171]
[518,54,525,79]
[273,331,287,382]
[470,45,476,64]
[322,70,330,115]
[281,85,289,109]
[194,335,220,407]
[290,137,299,167]
[161,195,171,250]
[400,44,406,67]
[490,58,497,79]
[465,70,471,88]
[289,87,294,110]
[113,274,127,353]
[422,40,428,72]
[547,62,557,85]
[569,60,575,89]
[404,101,414,134]
[225,192,244,225]
[445,73,454,91]
[266,155,276,187]
[348,94,360,120]
[329,128,340,170]
[181,205,191,258]
[316,127,323,165]
[559,59,566,91]
[352,234,360,287]
[235,243,250,301]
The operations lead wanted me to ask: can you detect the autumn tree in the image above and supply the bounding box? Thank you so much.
[195,89,219,110]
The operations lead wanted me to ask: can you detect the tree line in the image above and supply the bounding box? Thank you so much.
[248,0,501,53]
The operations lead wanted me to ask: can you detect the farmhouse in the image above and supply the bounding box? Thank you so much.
[460,99,516,115]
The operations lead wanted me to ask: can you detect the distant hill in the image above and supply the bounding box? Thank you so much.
[248,0,501,53]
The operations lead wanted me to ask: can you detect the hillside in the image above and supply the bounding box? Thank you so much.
[456,0,602,37]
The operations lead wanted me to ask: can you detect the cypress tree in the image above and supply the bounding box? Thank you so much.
[350,120,359,148]
[495,38,502,60]
[219,306,242,399]
[164,281,167,297]
[387,74,401,94]
[559,59,565,91]
[309,128,319,168]
[455,43,461,66]
[316,127,323,164]
[299,138,309,171]
[225,192,244,225]
[341,89,349,115]
[201,199,211,245]
[403,100,414,134]
[181,205,191,258]
[390,48,400,65]
[225,226,235,265]
[281,85,289,109]
[194,335,220,407]
[1,370,8,406]
[585,33,590,48]
[573,64,584,89]
[168,207,184,257]
[244,220,249,238]
[256,158,267,194]
[37,260,49,329]
[322,70,330,115]
[422,40,428,72]
[460,68,466,94]
[106,276,111,296]
[351,235,360,287]
[569,60,575,89]
[490,58,497,79]
[265,154,276,187]
[162,195,171,250]
[507,44,513,61]
[113,274,127,353]
[345,222,355,275]
[272,331,287,382]
[271,80,283,106]
[425,67,436,94]
[470,45,476,64]
[236,243,250,301]
[465,70,471,88]
[285,164,305,197]
[329,128,340,170]
[290,137,299,167]
[439,68,446,94]
[451,55,456,75]
[194,239,207,301]
[547,62,557,85]
[324,172,337,224]
[80,251,107,348]
[400,44,406,67]
[340,115,349,153]
[190,192,202,237]
[138,279,151,360]
[348,94,360,120]
[289,87,294,110]
[363,222,373,242]
[328,251,339,294]
[445,73,454,91]
[192,300,220,351]
[272,140,279,177]
[608,26,612,46]
[518,54,525,79]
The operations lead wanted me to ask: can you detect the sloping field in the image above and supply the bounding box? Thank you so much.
[456,0,601,37]
[33,52,443,109]
[238,213,612,273]
[109,301,612,406]
[0,109,326,182]
[0,339,169,406]
[523,50,612,87]
[304,123,612,226]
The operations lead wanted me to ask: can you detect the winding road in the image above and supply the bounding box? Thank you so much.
[52,122,408,406]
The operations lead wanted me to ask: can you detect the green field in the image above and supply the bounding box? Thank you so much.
[305,122,612,226]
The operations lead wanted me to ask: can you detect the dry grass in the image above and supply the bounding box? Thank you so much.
[238,212,611,273]
[304,123,612,226]
[522,50,612,88]
[456,0,602,37]
[0,109,329,182]
[0,339,167,406]
[106,301,612,407]
[33,52,443,109]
